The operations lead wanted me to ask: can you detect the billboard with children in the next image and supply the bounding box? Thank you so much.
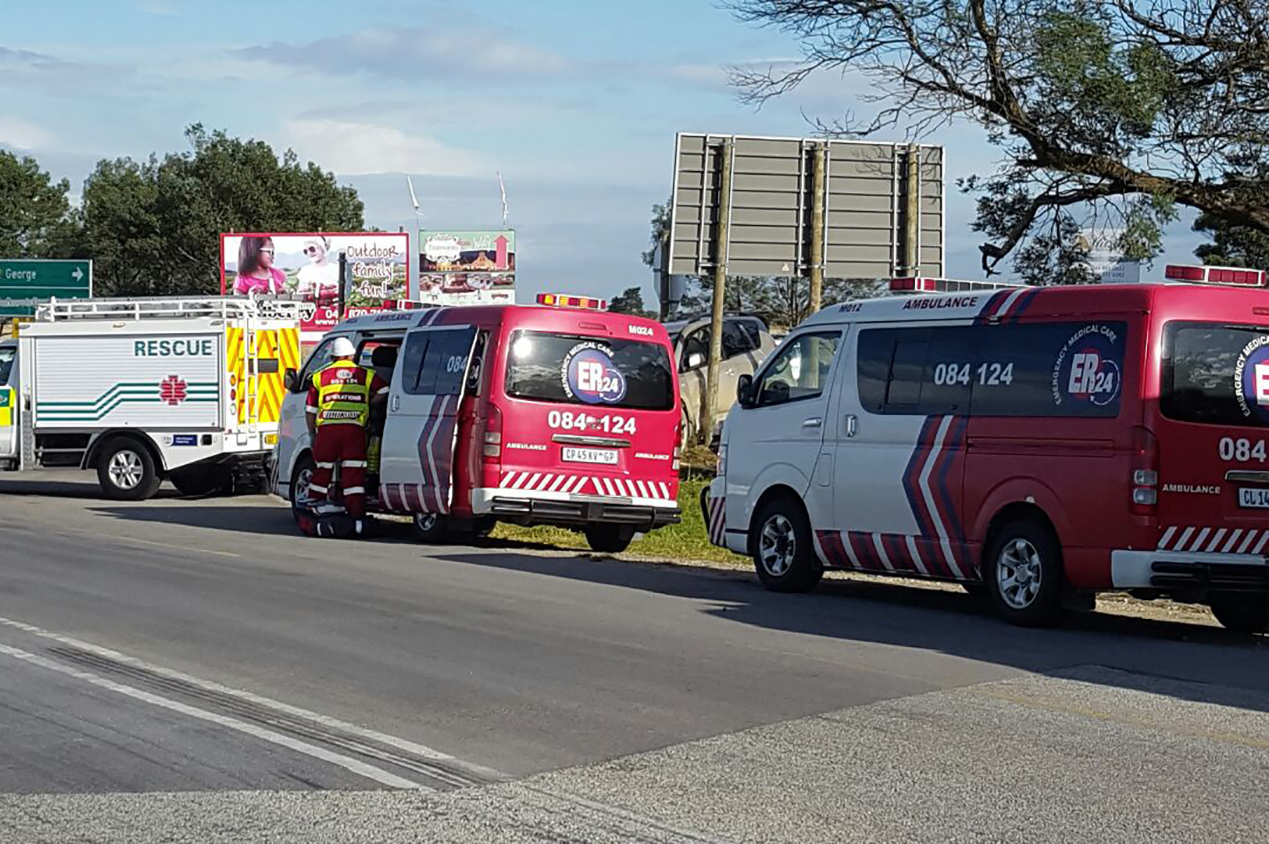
[219,232,412,335]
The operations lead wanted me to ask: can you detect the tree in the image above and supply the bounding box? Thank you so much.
[0,151,79,258]
[81,124,364,297]
[727,0,1269,281]
[608,285,655,318]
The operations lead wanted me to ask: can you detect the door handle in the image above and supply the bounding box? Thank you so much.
[802,417,822,429]
[844,414,858,438]
[390,395,400,412]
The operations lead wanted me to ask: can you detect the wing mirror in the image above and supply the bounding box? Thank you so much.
[686,352,705,370]
[284,368,303,394]
[737,374,755,408]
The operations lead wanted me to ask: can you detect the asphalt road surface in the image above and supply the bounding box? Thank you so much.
[1,471,1266,842]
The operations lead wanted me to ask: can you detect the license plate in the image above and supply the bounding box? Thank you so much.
[562,446,617,465]
[1239,487,1269,508]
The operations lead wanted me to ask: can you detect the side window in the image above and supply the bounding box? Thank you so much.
[682,328,708,371]
[404,328,475,396]
[857,327,975,415]
[722,321,755,358]
[300,337,340,385]
[755,332,841,407]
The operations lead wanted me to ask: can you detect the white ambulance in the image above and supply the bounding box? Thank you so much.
[0,296,305,499]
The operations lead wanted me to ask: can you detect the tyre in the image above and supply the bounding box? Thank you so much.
[750,495,822,593]
[985,518,1064,627]
[413,513,449,543]
[97,437,161,501]
[289,454,316,513]
[585,524,635,554]
[1209,595,1269,634]
[170,464,231,497]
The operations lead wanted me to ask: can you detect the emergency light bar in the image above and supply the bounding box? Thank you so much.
[537,293,607,310]
[889,277,1025,294]
[1164,264,1266,287]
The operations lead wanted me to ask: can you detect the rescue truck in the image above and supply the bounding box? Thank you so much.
[707,267,1269,632]
[273,294,683,552]
[0,296,305,499]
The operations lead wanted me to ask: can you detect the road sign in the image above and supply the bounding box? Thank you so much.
[669,134,945,279]
[0,259,93,316]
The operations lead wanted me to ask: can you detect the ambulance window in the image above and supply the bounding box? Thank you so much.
[857,327,973,414]
[755,332,840,406]
[973,322,1126,418]
[0,346,14,385]
[402,328,474,396]
[300,338,339,384]
[1162,322,1269,426]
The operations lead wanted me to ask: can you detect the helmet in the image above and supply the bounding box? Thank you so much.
[330,336,356,358]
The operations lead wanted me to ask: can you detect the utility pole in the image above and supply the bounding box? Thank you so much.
[337,252,348,319]
[808,143,827,314]
[904,144,921,276]
[702,137,733,445]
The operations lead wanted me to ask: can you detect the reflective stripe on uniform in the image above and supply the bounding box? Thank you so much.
[341,460,368,468]
[342,486,366,495]
[312,361,373,428]
[308,483,328,494]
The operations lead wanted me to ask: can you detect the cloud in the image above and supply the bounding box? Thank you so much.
[0,117,54,151]
[284,119,486,176]
[239,23,569,82]
[0,43,139,97]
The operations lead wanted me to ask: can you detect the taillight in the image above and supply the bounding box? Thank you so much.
[672,421,683,471]
[1131,426,1159,513]
[483,403,503,461]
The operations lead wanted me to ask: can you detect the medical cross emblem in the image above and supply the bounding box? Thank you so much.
[159,375,188,406]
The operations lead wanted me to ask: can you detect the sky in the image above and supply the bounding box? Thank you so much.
[1,0,1208,304]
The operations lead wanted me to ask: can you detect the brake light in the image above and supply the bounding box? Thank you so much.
[1131,426,1159,512]
[483,403,503,461]
[673,421,683,471]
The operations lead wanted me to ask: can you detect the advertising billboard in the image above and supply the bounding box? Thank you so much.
[220,232,411,334]
[418,230,515,305]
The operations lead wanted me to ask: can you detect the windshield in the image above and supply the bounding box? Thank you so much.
[504,330,675,411]
[0,346,14,385]
[1162,321,1269,427]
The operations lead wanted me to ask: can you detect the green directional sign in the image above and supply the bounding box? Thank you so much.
[0,259,92,316]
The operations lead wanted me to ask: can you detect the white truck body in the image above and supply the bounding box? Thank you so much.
[0,297,307,498]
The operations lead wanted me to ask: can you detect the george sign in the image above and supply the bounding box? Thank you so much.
[1077,229,1141,283]
[220,233,410,338]
[418,230,516,306]
[669,134,944,279]
[0,259,92,315]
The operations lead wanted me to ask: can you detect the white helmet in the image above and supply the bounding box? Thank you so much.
[330,336,356,359]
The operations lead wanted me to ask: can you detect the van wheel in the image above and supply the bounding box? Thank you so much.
[413,513,449,543]
[97,438,161,501]
[585,525,635,554]
[290,454,316,514]
[1209,595,1269,634]
[985,518,1064,627]
[170,465,231,497]
[751,496,822,593]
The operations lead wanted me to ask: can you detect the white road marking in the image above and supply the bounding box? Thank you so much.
[96,534,240,559]
[0,642,425,791]
[0,615,506,782]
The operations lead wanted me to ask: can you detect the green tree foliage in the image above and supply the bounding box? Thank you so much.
[0,151,79,258]
[81,125,364,296]
[608,285,655,318]
[728,1,1267,283]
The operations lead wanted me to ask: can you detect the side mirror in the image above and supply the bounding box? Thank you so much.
[737,374,754,408]
[284,368,302,394]
[687,352,705,370]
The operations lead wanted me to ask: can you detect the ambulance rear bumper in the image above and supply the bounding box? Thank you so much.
[472,487,680,529]
[1111,550,1269,592]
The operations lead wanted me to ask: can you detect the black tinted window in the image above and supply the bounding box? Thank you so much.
[401,328,474,396]
[1163,322,1269,427]
[859,322,1126,418]
[505,331,674,410]
[722,321,757,357]
[0,347,14,385]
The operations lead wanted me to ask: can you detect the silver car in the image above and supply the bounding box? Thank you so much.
[666,314,777,441]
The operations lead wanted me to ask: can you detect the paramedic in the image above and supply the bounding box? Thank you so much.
[305,336,389,534]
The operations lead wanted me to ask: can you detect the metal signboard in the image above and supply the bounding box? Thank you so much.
[0,259,92,316]
[669,133,944,279]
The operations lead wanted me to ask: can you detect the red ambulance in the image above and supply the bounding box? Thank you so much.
[275,295,683,552]
[708,266,1269,631]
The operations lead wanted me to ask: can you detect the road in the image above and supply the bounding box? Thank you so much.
[0,472,1267,842]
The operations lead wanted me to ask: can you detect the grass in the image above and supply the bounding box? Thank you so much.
[490,475,749,566]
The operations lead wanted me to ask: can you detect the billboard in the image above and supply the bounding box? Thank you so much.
[220,232,411,334]
[670,134,945,279]
[418,230,516,305]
